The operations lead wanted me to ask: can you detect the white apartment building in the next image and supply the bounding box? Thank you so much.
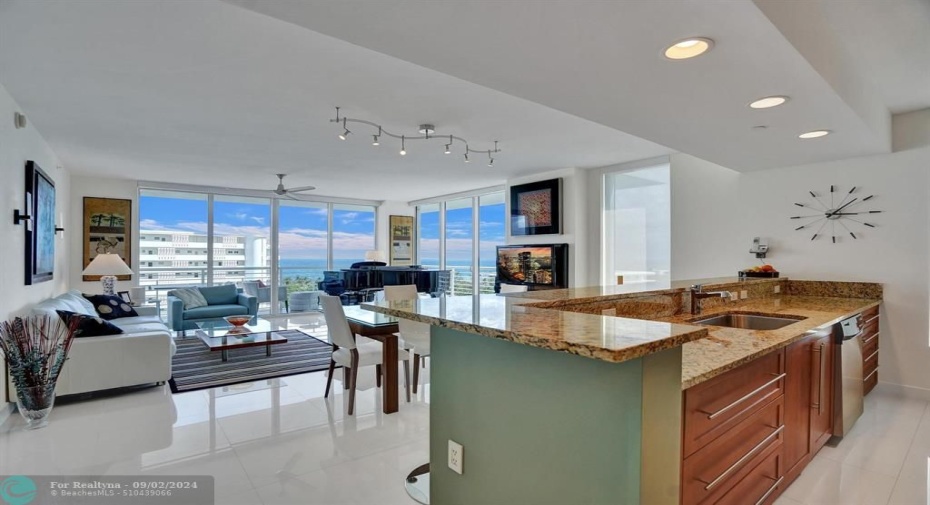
[138,230,269,287]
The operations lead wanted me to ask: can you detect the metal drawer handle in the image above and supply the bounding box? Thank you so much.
[755,476,785,505]
[706,373,787,420]
[865,349,879,362]
[865,314,880,325]
[701,425,785,491]
[863,332,879,345]
[864,368,879,382]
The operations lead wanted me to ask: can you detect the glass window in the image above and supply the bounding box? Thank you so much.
[139,190,209,291]
[479,192,506,294]
[278,201,329,300]
[332,204,376,269]
[445,197,474,296]
[603,163,671,287]
[213,196,271,297]
[417,203,440,269]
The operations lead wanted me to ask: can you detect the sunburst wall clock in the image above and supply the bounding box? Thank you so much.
[791,185,882,243]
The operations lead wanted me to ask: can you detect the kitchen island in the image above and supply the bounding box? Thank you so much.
[362,277,881,505]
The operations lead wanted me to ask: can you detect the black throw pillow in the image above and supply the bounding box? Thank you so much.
[82,294,139,320]
[57,310,124,337]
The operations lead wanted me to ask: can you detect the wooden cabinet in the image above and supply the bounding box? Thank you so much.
[681,350,787,505]
[809,332,834,454]
[861,306,880,396]
[683,327,838,505]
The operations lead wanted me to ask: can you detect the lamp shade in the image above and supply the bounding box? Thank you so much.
[82,253,133,276]
[364,250,385,262]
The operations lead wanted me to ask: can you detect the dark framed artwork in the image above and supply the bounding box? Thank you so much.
[118,291,132,304]
[24,161,56,285]
[510,178,562,236]
[389,215,415,266]
[83,197,132,281]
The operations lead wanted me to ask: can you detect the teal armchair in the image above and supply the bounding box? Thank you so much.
[166,284,257,332]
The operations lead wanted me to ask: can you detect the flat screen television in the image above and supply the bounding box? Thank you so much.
[495,243,568,292]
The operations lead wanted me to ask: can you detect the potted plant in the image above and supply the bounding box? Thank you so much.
[0,315,80,430]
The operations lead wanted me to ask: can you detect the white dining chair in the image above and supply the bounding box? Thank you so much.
[320,294,410,415]
[499,283,529,293]
[384,284,431,394]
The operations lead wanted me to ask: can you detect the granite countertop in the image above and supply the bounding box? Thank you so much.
[362,295,709,363]
[362,277,881,383]
[662,296,881,389]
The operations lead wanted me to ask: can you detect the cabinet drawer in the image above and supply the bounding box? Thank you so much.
[864,368,879,396]
[682,395,785,505]
[862,331,879,358]
[861,317,879,340]
[863,349,879,378]
[715,448,783,505]
[861,306,880,323]
[684,350,786,457]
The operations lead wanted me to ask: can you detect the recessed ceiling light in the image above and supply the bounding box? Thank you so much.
[799,130,831,139]
[749,96,789,109]
[664,37,714,60]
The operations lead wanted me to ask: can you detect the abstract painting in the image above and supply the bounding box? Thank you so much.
[83,197,132,281]
[24,161,56,285]
[510,178,562,236]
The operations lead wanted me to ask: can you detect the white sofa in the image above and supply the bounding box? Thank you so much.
[9,290,176,398]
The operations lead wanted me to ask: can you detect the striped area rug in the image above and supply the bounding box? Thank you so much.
[169,330,333,393]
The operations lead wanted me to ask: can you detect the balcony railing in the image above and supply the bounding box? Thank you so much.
[137,264,500,316]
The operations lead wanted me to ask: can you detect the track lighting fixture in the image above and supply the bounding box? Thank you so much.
[488,152,494,167]
[330,107,501,165]
[338,118,351,140]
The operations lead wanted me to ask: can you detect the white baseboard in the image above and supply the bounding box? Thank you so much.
[874,381,930,401]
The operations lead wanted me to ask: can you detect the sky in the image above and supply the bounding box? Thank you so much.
[140,194,505,265]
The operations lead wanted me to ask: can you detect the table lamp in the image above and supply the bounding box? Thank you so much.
[82,253,133,295]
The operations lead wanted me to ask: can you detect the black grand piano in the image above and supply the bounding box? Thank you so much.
[319,263,450,304]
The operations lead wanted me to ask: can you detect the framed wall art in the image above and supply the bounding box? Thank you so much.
[24,161,56,285]
[389,215,415,266]
[83,197,132,281]
[510,178,562,236]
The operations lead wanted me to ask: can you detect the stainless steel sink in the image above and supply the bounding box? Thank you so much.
[691,313,804,330]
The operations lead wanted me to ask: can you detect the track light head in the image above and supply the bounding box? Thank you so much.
[464,153,470,163]
[372,135,380,146]
[488,158,494,167]
[444,144,451,154]
[339,128,350,140]
[400,135,406,155]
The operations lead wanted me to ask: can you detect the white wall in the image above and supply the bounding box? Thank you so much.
[669,153,745,280]
[0,83,70,409]
[738,143,930,393]
[507,167,588,287]
[69,176,139,294]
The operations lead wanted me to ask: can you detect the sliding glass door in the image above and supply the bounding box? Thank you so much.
[140,188,377,314]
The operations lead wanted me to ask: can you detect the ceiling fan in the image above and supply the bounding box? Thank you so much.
[270,174,316,200]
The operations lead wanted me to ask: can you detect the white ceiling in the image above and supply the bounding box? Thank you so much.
[1,0,927,202]
[0,0,670,202]
[227,0,929,171]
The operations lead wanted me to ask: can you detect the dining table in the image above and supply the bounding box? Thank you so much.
[342,305,402,414]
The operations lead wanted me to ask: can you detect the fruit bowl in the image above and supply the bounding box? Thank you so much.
[223,315,252,328]
[739,264,779,278]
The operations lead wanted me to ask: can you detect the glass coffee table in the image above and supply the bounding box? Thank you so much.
[195,318,288,362]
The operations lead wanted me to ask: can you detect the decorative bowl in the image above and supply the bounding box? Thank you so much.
[224,315,252,327]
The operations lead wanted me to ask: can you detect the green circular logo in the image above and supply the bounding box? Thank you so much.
[0,476,36,505]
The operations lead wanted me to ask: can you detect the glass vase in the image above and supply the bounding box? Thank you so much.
[15,384,56,430]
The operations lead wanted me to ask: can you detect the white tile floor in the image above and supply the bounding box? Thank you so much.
[2,343,928,504]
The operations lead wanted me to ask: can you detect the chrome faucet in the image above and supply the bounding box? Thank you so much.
[690,284,731,315]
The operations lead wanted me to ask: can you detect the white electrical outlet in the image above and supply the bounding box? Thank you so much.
[774,285,781,294]
[729,292,738,302]
[448,440,463,475]
[740,290,748,299]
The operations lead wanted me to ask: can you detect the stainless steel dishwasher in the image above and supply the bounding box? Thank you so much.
[831,314,865,441]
